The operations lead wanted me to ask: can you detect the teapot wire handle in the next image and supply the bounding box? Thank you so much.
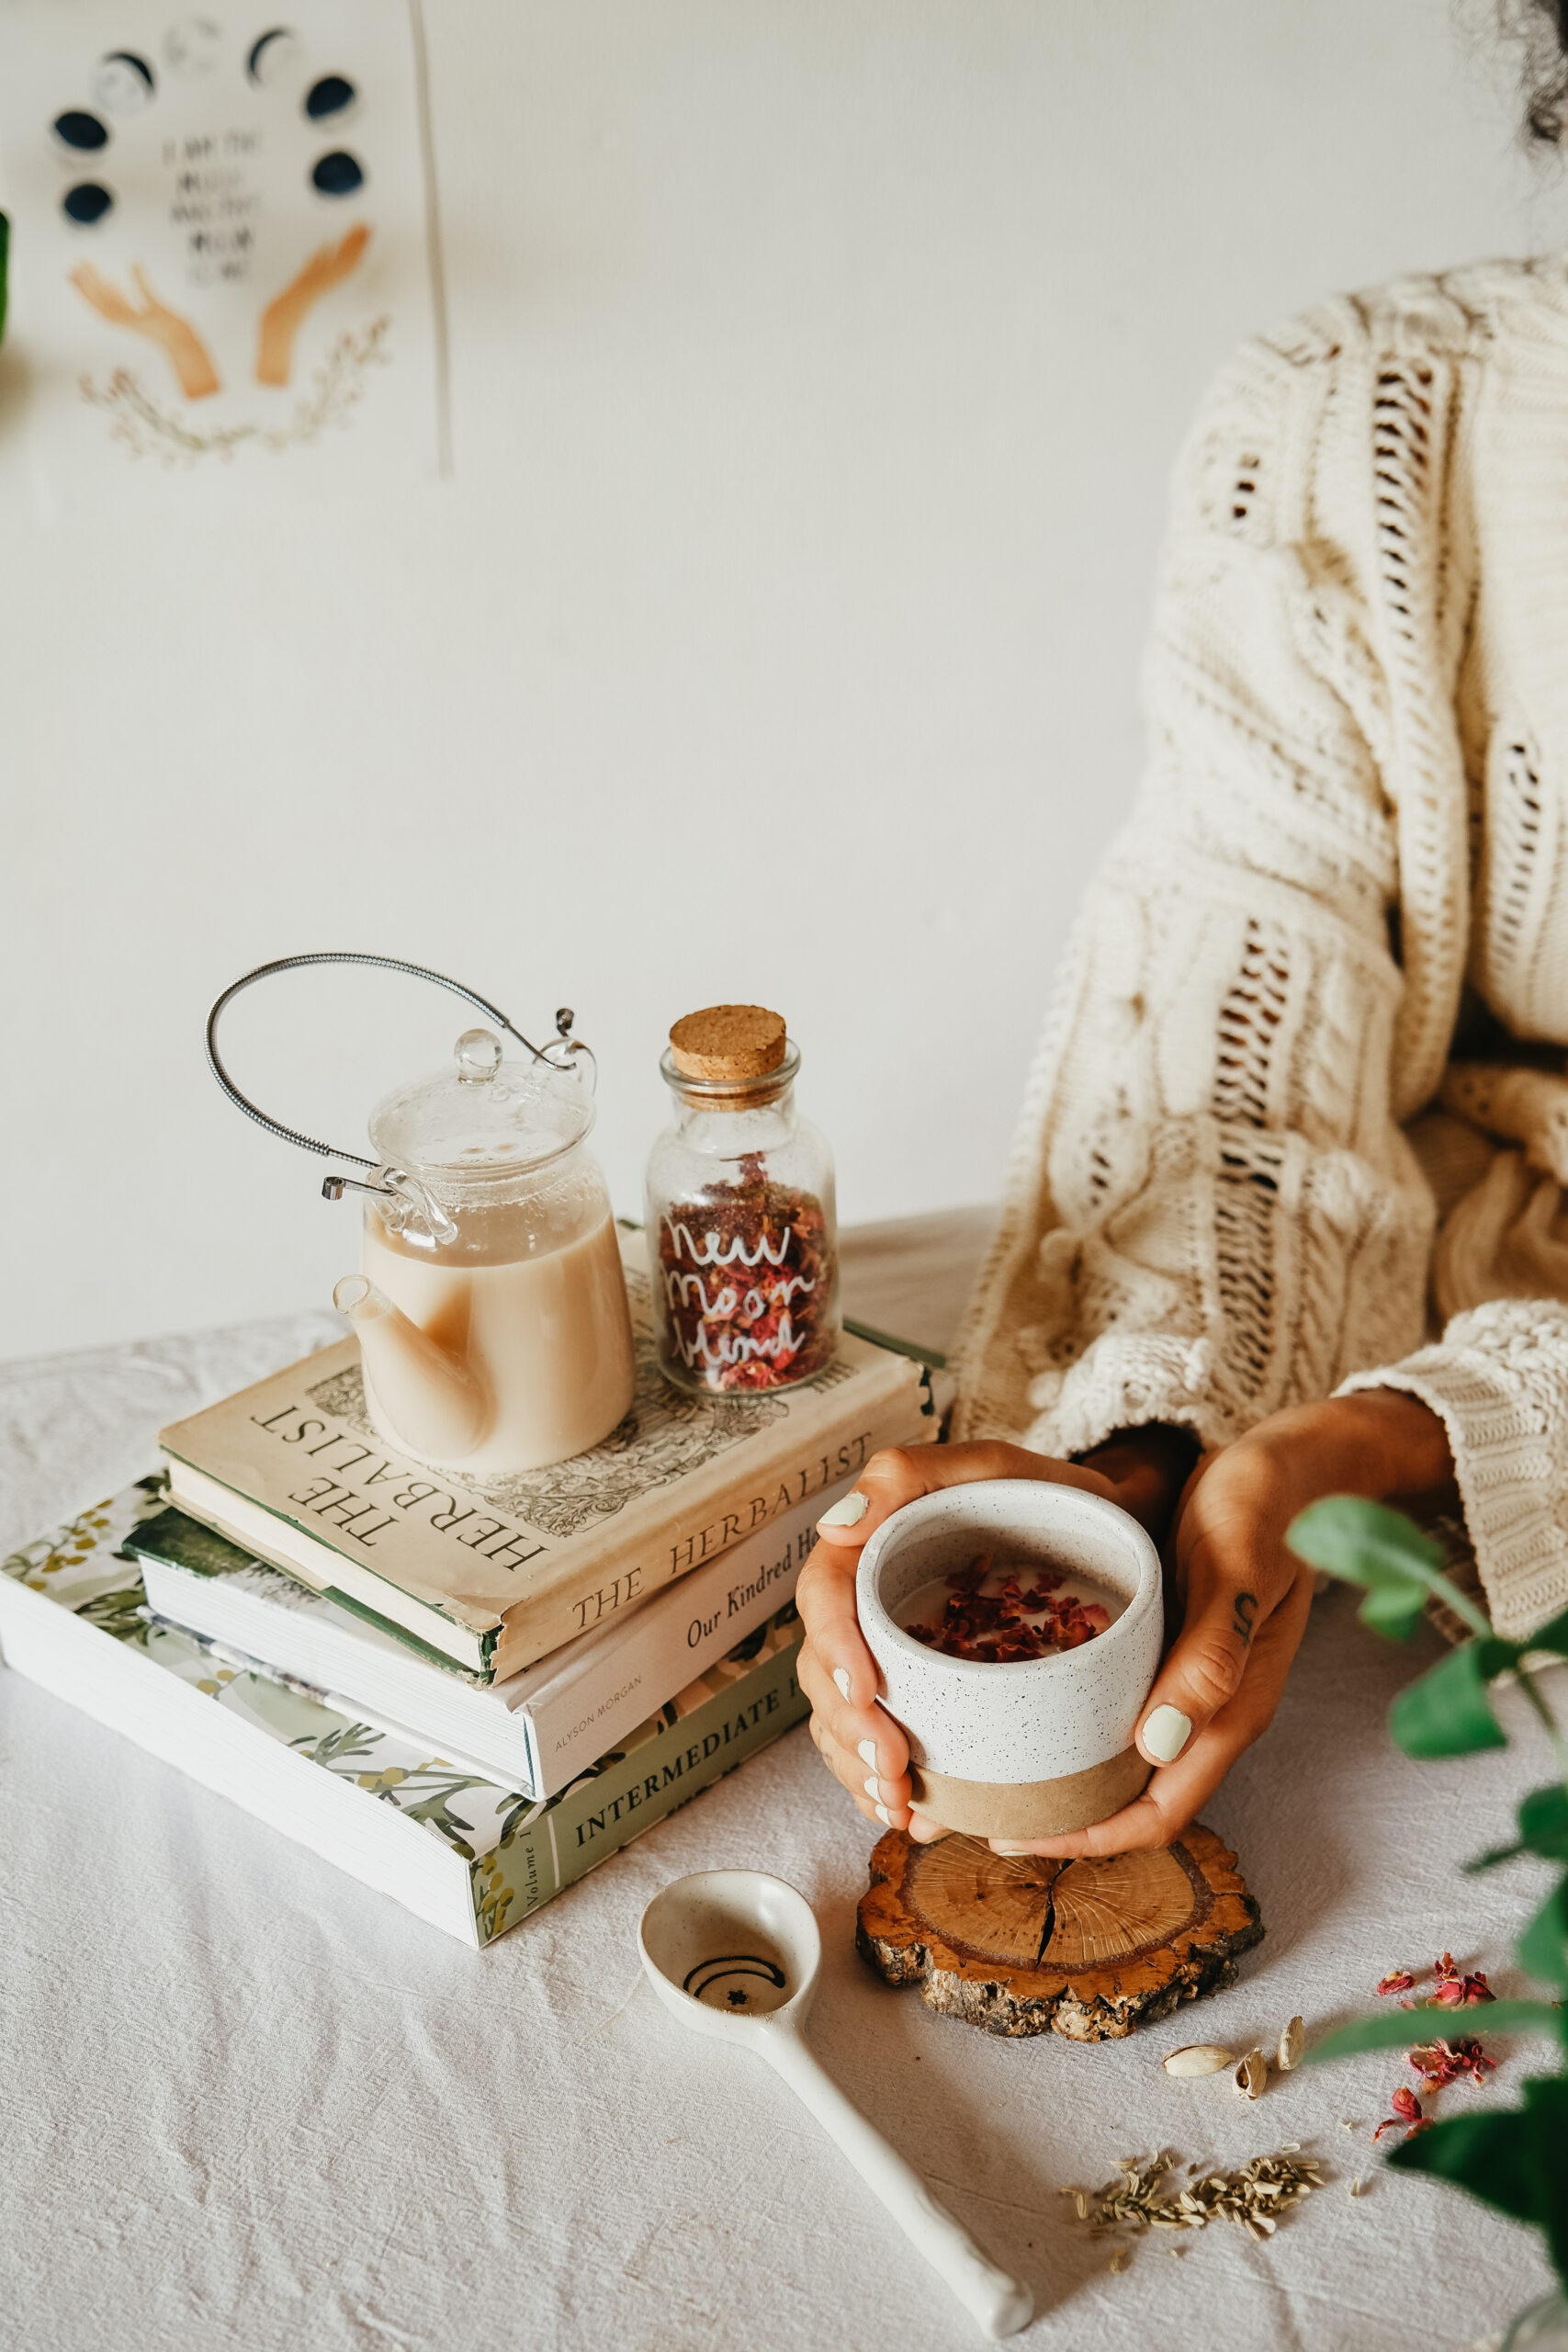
[205,951,592,1202]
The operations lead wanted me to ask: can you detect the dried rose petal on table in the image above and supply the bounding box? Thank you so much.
[1430,1952,1495,2008]
[1408,2036,1495,2096]
[1373,2086,1426,2142]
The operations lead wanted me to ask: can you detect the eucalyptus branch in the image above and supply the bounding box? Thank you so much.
[1289,1492,1568,2300]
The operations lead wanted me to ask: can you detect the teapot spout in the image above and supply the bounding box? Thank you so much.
[333,1275,487,1460]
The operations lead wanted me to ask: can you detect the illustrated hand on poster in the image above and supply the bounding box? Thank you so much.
[0,3,446,494]
[70,259,223,396]
[255,221,369,385]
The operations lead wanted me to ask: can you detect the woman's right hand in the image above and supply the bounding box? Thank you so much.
[795,1439,1167,1841]
[256,224,371,386]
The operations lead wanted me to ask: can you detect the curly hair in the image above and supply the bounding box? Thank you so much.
[1504,0,1568,141]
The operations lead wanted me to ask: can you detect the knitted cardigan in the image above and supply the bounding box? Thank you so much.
[953,252,1568,1643]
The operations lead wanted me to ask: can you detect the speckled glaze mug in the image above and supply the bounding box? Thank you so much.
[855,1480,1164,1841]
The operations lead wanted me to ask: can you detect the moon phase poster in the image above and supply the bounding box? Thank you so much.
[0,1,446,499]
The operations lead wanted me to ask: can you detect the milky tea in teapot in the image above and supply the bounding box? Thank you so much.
[334,1027,635,1476]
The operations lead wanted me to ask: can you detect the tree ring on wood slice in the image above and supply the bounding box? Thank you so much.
[856,1821,1262,2040]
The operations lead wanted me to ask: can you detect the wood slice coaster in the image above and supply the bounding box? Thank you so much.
[857,1821,1262,2041]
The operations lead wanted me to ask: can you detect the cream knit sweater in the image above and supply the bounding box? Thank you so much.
[953,251,1568,1643]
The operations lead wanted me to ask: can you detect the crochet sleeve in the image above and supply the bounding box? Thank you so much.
[1337,1306,1568,1642]
[953,322,1446,1462]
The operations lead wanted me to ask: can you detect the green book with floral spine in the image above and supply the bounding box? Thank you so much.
[0,1479,808,1951]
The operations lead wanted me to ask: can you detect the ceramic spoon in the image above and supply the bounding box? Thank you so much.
[637,1868,1034,2341]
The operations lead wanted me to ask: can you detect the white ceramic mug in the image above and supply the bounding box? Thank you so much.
[856,1480,1164,1840]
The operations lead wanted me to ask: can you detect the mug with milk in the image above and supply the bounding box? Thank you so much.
[207,955,637,1477]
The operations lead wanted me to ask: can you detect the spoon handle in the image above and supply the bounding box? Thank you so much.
[761,2030,1033,2340]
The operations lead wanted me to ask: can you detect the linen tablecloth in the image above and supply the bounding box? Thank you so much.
[0,1210,1557,2352]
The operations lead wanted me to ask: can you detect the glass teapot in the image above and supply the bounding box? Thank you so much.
[208,954,636,1476]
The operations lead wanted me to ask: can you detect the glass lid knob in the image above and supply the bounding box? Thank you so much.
[455,1027,502,1084]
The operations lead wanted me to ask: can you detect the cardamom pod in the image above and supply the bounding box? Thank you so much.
[1162,2044,1235,2077]
[1233,2047,1268,2099]
[1277,2015,1305,2071]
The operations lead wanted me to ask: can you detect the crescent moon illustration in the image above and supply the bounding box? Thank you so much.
[247,27,301,87]
[91,51,156,113]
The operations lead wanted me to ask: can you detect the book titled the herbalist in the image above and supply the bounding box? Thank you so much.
[159,1238,931,1681]
[0,1480,809,1951]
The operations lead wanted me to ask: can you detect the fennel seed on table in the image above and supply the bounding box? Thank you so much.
[1061,2147,1325,2246]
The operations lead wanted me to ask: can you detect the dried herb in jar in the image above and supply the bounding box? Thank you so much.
[656,1152,835,1392]
[648,1005,841,1395]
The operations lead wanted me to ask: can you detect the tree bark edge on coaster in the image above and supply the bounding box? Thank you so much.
[856,1820,1263,2041]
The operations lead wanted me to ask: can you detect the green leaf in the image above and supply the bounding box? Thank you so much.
[1522,2078,1568,2281]
[1358,1581,1428,1641]
[1391,2082,1568,2278]
[1518,1879,1568,1990]
[1469,1784,1568,1871]
[1287,1494,1445,1581]
[1304,2000,1568,2064]
[1285,1496,1494,1642]
[1525,1608,1568,1660]
[1385,2108,1537,2222]
[1517,1785,1568,1858]
[1388,1639,1515,1759]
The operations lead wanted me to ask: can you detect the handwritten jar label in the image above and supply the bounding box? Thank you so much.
[654,1154,835,1392]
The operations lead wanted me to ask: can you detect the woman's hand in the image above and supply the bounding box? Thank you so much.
[70,264,220,399]
[256,225,371,386]
[993,1389,1456,1860]
[795,1431,1196,1843]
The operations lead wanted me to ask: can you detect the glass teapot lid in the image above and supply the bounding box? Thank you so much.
[370,1026,593,1181]
[205,954,597,1238]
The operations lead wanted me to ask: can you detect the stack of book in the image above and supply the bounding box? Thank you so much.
[0,1233,933,1949]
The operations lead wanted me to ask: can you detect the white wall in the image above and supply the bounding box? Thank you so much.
[4,0,1564,1361]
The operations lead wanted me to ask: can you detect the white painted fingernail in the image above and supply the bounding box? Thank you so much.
[863,1775,882,1801]
[833,1668,852,1701]
[857,1739,878,1769]
[1143,1703,1192,1763]
[875,1804,893,1826]
[819,1491,869,1529]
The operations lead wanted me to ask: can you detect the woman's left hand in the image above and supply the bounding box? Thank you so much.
[992,1388,1456,1860]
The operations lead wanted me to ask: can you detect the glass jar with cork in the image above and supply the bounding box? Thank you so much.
[646,1004,840,1394]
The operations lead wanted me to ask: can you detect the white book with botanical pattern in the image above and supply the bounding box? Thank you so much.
[0,1479,808,1951]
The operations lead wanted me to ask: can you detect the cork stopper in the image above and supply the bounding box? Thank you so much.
[669,1003,787,1083]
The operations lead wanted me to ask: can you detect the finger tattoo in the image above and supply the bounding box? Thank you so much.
[1233,1590,1258,1647]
